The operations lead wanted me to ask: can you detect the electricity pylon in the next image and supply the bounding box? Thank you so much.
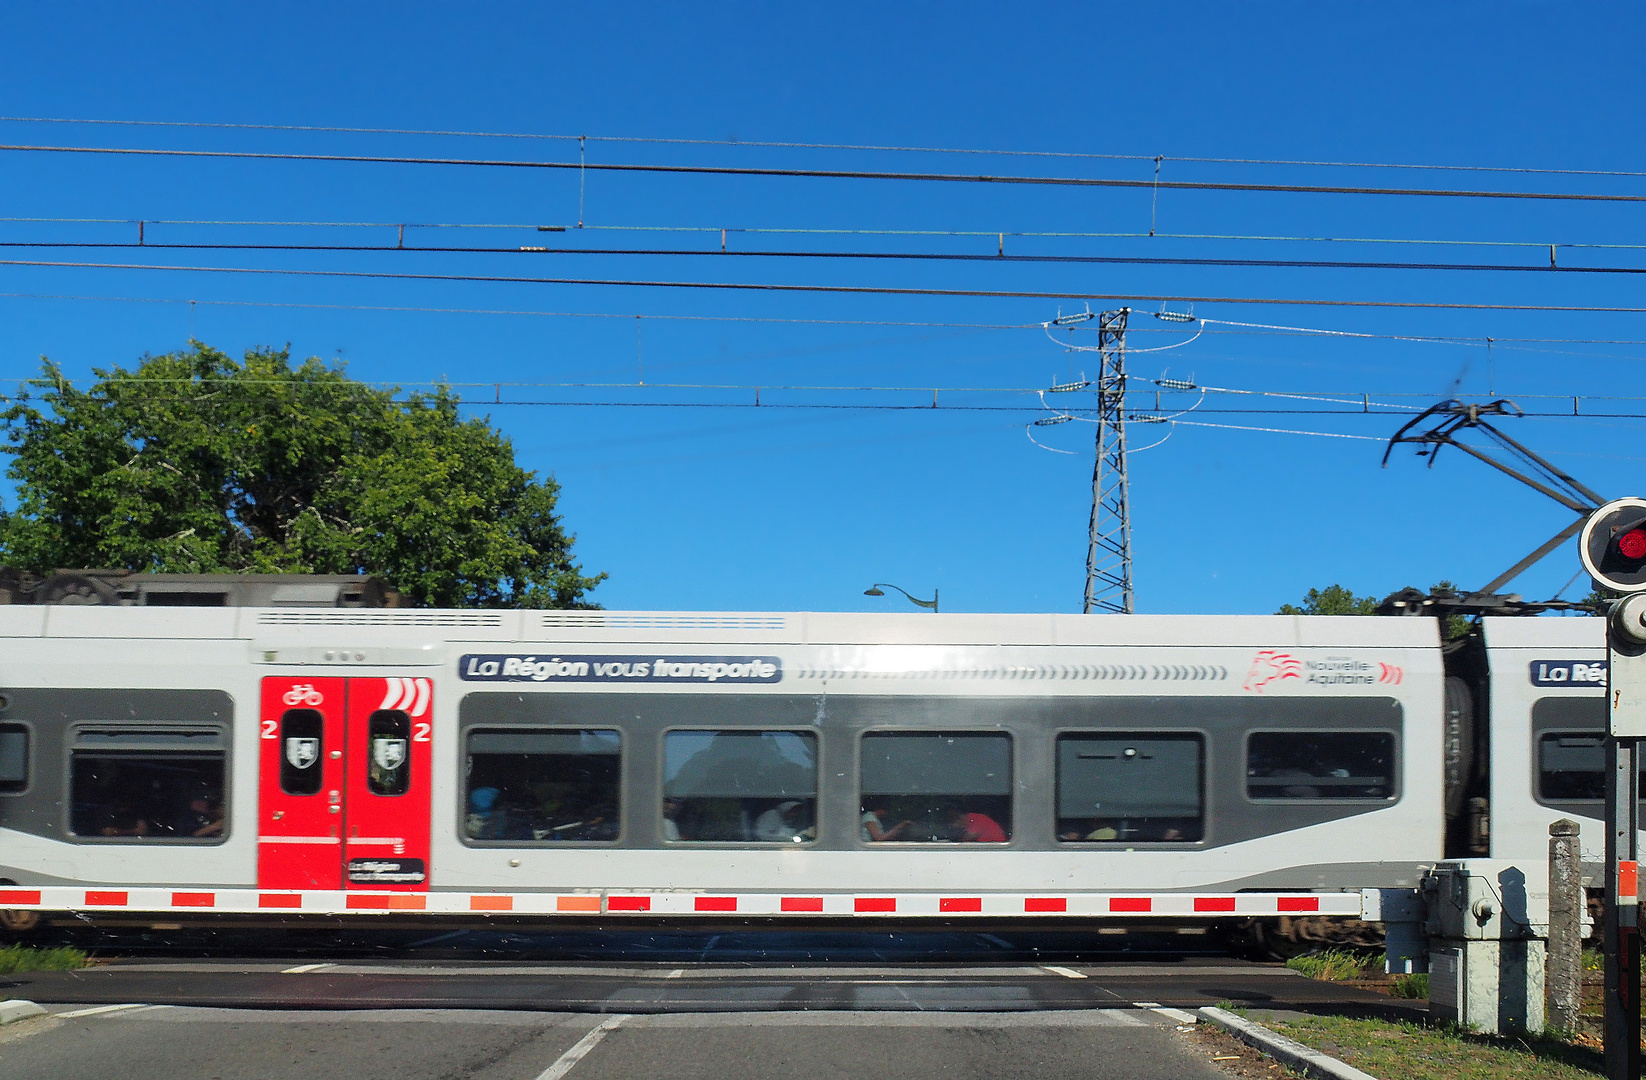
[1084,308,1133,614]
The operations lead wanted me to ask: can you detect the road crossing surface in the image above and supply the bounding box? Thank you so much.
[0,935,1418,1080]
[2,1002,1229,1080]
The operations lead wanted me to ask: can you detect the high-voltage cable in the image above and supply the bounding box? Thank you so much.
[14,257,1646,313]
[6,238,1646,275]
[6,142,1646,204]
[6,116,1646,180]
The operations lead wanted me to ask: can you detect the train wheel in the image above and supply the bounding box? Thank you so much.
[0,879,42,936]
[1248,919,1316,961]
[0,907,41,935]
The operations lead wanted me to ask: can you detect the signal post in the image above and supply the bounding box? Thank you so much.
[1580,498,1646,1080]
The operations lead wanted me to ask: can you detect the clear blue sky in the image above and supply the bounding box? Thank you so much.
[1,2,1642,614]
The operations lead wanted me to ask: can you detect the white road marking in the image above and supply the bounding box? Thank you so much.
[533,1015,628,1080]
[226,963,1053,979]
[54,1003,152,1019]
[1133,1002,1198,1024]
[280,963,335,974]
[1041,965,1088,979]
[630,1009,1144,1028]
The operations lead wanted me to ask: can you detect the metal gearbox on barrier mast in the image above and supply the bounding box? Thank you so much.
[1579,498,1646,1080]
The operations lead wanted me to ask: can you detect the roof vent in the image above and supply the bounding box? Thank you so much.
[258,610,503,627]
[540,612,788,630]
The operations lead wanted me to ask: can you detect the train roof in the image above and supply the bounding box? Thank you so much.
[0,606,1442,648]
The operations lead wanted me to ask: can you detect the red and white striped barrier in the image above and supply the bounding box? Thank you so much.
[0,887,1364,918]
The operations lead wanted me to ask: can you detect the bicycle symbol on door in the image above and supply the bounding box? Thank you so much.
[281,684,325,706]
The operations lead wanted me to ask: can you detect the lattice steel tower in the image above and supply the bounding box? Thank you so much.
[1084,308,1133,614]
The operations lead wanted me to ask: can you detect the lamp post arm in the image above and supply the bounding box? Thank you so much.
[869,583,939,613]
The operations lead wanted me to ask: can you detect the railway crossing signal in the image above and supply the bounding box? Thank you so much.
[1589,498,1646,1080]
[1585,497,1646,596]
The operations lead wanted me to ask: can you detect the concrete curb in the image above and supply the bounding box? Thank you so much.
[0,1000,47,1025]
[1198,1007,1380,1080]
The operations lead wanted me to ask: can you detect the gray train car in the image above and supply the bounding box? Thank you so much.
[0,604,1448,945]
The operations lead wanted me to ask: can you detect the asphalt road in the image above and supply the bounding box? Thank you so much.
[5,956,1368,1013]
[0,933,1420,1080]
[0,1003,1230,1080]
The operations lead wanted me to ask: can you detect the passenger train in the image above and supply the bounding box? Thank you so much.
[0,573,1615,953]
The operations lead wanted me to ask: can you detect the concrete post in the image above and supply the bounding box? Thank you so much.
[1547,818,1584,1033]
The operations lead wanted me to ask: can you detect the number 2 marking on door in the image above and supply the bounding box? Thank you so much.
[413,722,432,743]
[261,719,278,739]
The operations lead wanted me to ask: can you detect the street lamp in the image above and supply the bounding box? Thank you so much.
[863,583,938,613]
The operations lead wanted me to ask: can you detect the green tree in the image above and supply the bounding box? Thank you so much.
[1276,584,1379,616]
[1278,581,1471,639]
[0,342,604,608]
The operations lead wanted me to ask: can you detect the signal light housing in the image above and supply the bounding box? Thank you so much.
[1581,498,1646,593]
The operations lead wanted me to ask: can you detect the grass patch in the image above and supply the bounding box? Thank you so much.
[0,944,88,973]
[1285,948,1373,981]
[1271,1014,1601,1080]
[1389,972,1429,999]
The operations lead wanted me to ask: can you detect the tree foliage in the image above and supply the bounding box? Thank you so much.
[1278,581,1471,638]
[1276,584,1380,616]
[0,342,604,608]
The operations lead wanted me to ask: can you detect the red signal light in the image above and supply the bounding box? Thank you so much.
[1620,529,1646,561]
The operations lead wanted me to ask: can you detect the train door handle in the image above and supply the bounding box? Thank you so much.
[272,811,284,820]
[329,750,342,759]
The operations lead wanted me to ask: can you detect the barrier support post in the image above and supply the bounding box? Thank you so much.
[1605,737,1641,1080]
[1547,818,1584,1034]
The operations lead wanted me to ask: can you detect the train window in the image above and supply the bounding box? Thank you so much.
[366,710,411,796]
[68,727,226,841]
[1056,733,1202,842]
[859,732,1012,843]
[1246,732,1396,800]
[663,730,817,843]
[464,729,621,842]
[279,710,324,796]
[1537,733,1646,801]
[0,724,25,793]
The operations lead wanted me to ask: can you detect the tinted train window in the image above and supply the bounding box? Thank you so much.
[859,732,1011,843]
[663,730,817,843]
[279,710,324,796]
[69,727,226,841]
[0,724,25,793]
[366,710,411,796]
[465,729,621,842]
[1056,733,1202,842]
[1538,733,1646,801]
[1247,732,1396,800]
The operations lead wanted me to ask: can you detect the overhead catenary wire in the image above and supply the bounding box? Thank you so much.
[9,374,1646,410]
[1150,418,1386,441]
[0,290,1042,330]
[7,142,1646,205]
[5,115,1646,180]
[11,216,1646,255]
[7,373,1646,420]
[5,392,1643,429]
[16,257,1646,314]
[12,237,1646,277]
[8,288,1646,353]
